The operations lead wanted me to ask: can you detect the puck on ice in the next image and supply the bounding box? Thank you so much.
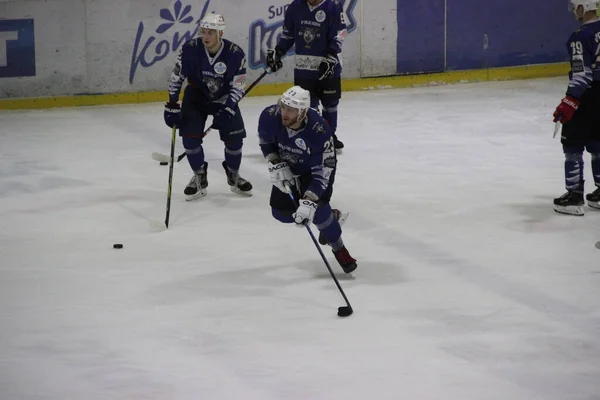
[113,244,123,249]
[596,241,600,250]
[160,161,168,166]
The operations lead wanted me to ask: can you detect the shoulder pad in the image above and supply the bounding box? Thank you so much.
[184,38,198,48]
[230,43,244,54]
[267,105,278,115]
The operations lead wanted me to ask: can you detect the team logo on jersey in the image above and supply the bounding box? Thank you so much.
[214,61,227,75]
[204,77,221,94]
[315,10,326,23]
[302,27,317,45]
[295,138,307,151]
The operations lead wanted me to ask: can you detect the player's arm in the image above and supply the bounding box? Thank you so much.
[276,5,296,54]
[305,125,336,201]
[566,32,595,99]
[327,2,348,57]
[168,47,187,103]
[267,5,295,72]
[318,3,347,80]
[224,50,247,110]
[164,46,188,128]
[554,32,595,123]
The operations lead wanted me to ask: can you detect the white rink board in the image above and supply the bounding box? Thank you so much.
[0,0,397,99]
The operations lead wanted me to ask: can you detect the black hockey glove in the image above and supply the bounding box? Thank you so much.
[266,48,284,72]
[213,106,236,130]
[318,54,338,81]
[164,102,181,128]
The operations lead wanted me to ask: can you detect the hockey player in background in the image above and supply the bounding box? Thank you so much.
[552,0,600,215]
[266,0,348,151]
[163,13,252,201]
[258,86,357,273]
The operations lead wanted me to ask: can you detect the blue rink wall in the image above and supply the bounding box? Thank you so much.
[396,0,578,74]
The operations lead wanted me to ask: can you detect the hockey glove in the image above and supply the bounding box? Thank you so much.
[164,102,181,128]
[293,198,318,226]
[266,48,284,72]
[553,96,579,124]
[318,54,338,81]
[213,106,236,130]
[268,161,295,193]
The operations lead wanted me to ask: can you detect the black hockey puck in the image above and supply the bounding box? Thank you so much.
[113,243,123,249]
[595,241,600,250]
[160,161,168,166]
[337,306,353,317]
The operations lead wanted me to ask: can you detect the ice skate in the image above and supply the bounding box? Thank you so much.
[333,246,357,274]
[586,187,600,209]
[318,209,349,246]
[184,162,208,201]
[222,161,253,196]
[333,134,344,153]
[553,190,584,216]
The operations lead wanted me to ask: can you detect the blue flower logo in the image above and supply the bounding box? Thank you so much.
[156,0,194,34]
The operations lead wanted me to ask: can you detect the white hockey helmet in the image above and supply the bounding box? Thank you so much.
[200,13,226,32]
[568,0,599,13]
[280,86,311,110]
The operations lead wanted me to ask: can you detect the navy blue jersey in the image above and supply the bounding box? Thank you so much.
[168,38,246,109]
[276,0,347,80]
[258,106,336,198]
[566,19,600,99]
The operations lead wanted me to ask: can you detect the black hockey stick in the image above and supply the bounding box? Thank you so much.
[284,183,353,317]
[152,69,271,164]
[164,125,177,228]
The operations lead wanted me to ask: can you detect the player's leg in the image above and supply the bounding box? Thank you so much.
[308,172,357,273]
[294,78,320,110]
[218,105,252,196]
[554,95,591,215]
[319,76,343,150]
[586,140,600,209]
[180,87,209,201]
[585,87,600,209]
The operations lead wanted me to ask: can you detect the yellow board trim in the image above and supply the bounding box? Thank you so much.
[0,62,569,111]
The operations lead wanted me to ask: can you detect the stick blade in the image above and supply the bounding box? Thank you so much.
[152,152,171,163]
[149,220,168,232]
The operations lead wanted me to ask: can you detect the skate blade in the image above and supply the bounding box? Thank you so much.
[587,201,600,210]
[553,204,584,216]
[185,189,207,202]
[230,186,253,197]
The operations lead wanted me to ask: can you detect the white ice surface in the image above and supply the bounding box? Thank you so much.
[1,77,599,400]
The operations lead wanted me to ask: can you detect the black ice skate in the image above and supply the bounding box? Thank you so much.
[553,190,584,216]
[333,134,344,152]
[586,187,600,210]
[318,209,349,246]
[222,161,253,196]
[333,246,358,274]
[184,162,208,201]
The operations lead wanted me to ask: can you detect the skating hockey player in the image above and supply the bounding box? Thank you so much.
[258,86,357,273]
[552,0,600,215]
[163,13,252,201]
[266,0,348,151]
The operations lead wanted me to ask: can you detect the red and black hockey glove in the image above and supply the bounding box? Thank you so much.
[553,96,579,124]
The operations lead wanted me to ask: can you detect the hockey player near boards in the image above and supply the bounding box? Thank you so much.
[163,13,253,201]
[258,86,357,273]
[552,0,600,215]
[266,0,348,151]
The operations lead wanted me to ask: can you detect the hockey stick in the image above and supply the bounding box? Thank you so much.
[164,124,177,228]
[152,69,271,164]
[284,182,353,318]
[553,121,561,138]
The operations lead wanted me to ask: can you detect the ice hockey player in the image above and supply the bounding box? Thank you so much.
[163,13,252,201]
[552,0,600,215]
[266,0,348,151]
[258,86,357,273]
